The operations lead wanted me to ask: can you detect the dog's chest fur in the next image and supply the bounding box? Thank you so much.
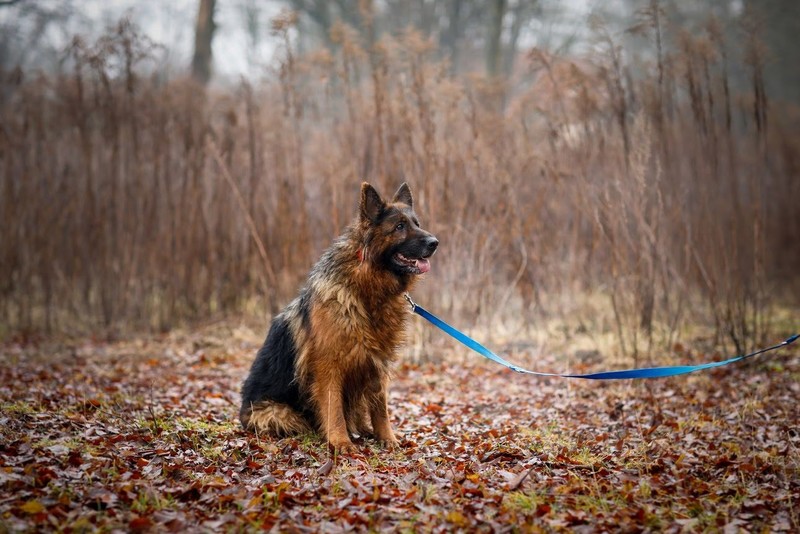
[309,277,409,364]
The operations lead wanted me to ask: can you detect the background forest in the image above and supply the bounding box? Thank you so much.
[1,0,799,359]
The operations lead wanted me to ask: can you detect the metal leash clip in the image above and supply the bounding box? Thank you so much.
[403,293,416,312]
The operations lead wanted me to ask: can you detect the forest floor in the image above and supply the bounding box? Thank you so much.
[1,321,799,532]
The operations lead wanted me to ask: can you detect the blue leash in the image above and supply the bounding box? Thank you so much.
[405,295,798,380]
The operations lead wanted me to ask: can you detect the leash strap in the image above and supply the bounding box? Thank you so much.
[406,296,798,380]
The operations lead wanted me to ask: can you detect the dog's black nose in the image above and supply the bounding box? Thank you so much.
[426,237,439,252]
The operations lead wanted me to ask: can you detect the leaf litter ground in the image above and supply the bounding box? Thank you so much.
[1,324,798,532]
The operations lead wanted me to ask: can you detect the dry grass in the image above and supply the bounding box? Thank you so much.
[1,16,798,361]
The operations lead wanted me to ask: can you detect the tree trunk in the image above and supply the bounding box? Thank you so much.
[441,0,463,75]
[503,1,527,77]
[485,0,506,77]
[750,0,800,105]
[191,0,216,84]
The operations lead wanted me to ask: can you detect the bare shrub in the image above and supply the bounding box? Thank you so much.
[1,16,797,361]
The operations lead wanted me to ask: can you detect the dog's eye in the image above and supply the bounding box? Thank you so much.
[395,222,405,232]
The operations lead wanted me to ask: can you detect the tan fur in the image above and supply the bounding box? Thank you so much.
[303,255,413,451]
[243,401,312,436]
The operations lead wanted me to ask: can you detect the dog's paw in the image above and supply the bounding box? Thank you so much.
[377,433,400,450]
[329,438,358,455]
[381,438,400,450]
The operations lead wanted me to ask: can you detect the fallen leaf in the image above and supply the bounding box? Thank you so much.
[20,500,45,514]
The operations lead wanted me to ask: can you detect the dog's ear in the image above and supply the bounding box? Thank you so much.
[392,182,413,208]
[360,182,385,223]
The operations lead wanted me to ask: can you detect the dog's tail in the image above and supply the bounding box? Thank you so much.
[240,401,312,436]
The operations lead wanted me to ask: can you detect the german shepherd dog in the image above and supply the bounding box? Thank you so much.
[240,183,438,452]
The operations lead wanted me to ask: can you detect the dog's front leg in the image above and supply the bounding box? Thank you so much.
[313,372,356,453]
[369,381,399,449]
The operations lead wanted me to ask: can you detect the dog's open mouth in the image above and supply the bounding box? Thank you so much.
[394,253,431,274]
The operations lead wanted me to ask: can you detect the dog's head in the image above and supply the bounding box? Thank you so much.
[359,182,438,277]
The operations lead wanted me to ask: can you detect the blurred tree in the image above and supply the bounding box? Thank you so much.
[289,0,333,49]
[284,0,540,78]
[191,0,217,84]
[619,0,799,105]
[748,0,800,105]
[0,1,78,72]
[239,0,277,76]
[440,0,463,73]
[503,0,534,76]
[486,0,507,77]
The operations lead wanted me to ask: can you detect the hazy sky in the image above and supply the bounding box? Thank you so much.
[0,0,284,79]
[0,0,605,81]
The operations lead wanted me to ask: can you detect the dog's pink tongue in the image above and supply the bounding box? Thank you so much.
[416,258,430,273]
